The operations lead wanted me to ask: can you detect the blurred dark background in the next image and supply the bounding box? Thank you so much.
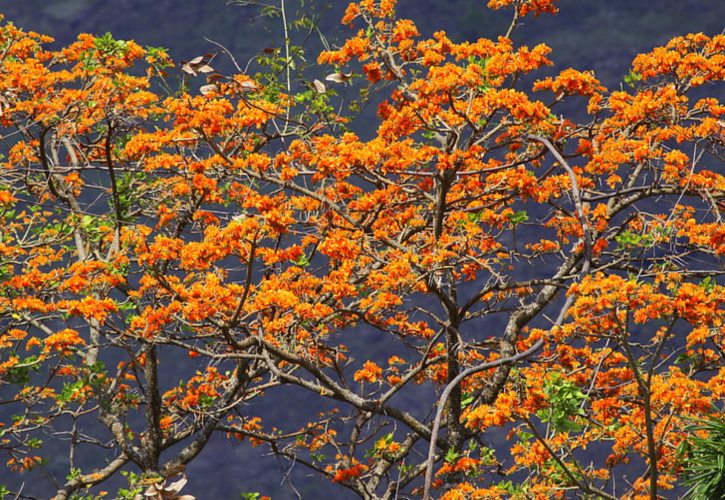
[0,0,723,498]
[3,0,725,87]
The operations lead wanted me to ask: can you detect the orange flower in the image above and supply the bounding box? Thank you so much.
[332,461,368,483]
[353,360,383,383]
[43,329,85,354]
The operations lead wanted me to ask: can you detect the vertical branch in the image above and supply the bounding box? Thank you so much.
[443,323,463,451]
[431,168,465,450]
[280,0,292,135]
[503,3,520,38]
[69,416,78,471]
[144,345,162,471]
[620,331,659,500]
[432,172,451,241]
[39,129,87,261]
[104,121,122,254]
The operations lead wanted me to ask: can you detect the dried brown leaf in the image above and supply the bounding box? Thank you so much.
[313,79,326,93]
[199,84,219,95]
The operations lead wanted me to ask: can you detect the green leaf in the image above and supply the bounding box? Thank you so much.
[59,379,85,404]
[66,467,82,481]
[538,374,587,432]
[444,448,460,464]
[624,70,642,86]
[680,416,725,499]
[240,493,261,500]
[5,355,40,384]
[461,393,475,408]
[700,276,716,293]
[467,211,483,224]
[260,5,280,17]
[292,254,310,267]
[507,210,528,226]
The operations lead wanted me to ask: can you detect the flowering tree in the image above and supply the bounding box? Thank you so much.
[0,0,723,498]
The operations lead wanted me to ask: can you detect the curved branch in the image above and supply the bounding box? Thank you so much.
[527,134,593,263]
[421,337,544,500]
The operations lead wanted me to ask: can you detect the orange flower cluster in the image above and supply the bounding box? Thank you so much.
[331,461,369,483]
[487,0,558,17]
[353,360,383,383]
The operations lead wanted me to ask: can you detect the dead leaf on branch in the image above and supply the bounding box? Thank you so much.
[180,52,216,77]
[138,475,195,500]
[325,71,352,84]
[313,79,326,93]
